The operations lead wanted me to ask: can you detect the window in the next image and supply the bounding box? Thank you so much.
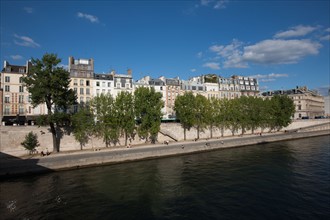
[108,82,111,87]
[19,77,23,83]
[4,96,10,103]
[80,97,84,103]
[86,88,90,95]
[5,85,10,92]
[19,68,25,73]
[74,88,77,94]
[96,89,100,94]
[86,97,90,104]
[74,79,78,86]
[102,82,106,87]
[102,89,105,93]
[4,106,10,115]
[86,80,90,86]
[19,105,25,114]
[80,79,84,86]
[5,76,10,82]
[80,88,84,94]
[96,81,100,87]
[19,86,24,93]
[19,95,24,103]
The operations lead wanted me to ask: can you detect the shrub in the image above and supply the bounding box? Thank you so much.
[21,132,40,154]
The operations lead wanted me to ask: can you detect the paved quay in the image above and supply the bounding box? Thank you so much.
[1,129,329,178]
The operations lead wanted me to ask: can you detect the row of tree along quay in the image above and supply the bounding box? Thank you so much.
[174,92,295,141]
[22,53,295,154]
[22,53,164,153]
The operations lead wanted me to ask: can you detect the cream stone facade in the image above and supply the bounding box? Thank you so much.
[1,61,47,124]
[262,86,325,119]
[68,57,94,109]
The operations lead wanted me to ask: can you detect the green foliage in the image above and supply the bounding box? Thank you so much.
[22,53,77,153]
[115,92,136,146]
[71,107,94,150]
[269,95,295,131]
[174,92,196,140]
[21,132,40,154]
[134,87,164,143]
[194,94,210,139]
[204,74,218,83]
[91,93,119,147]
[175,93,295,138]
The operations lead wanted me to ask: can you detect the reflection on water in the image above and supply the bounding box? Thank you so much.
[1,135,329,219]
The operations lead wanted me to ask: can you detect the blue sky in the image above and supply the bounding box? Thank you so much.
[1,0,329,94]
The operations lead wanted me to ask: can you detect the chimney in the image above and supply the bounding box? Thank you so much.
[127,69,132,76]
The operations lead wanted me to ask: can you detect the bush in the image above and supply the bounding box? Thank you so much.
[21,132,40,154]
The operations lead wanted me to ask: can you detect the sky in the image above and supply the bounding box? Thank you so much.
[1,0,329,95]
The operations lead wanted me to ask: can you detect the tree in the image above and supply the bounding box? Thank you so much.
[91,93,119,147]
[194,94,210,140]
[71,107,94,150]
[115,91,136,146]
[226,98,241,136]
[21,132,40,154]
[22,53,76,153]
[174,92,196,141]
[208,97,218,138]
[269,95,295,131]
[134,87,163,144]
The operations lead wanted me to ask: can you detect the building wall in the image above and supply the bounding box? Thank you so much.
[324,96,330,117]
[1,61,47,123]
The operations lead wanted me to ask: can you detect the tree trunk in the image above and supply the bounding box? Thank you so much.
[210,125,213,139]
[49,122,59,153]
[184,128,186,141]
[197,126,200,140]
[124,131,128,146]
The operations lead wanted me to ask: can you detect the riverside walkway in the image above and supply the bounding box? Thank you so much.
[1,128,329,178]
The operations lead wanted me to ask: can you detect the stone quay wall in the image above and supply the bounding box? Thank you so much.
[0,119,329,157]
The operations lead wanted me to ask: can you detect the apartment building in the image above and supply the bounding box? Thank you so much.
[112,69,133,98]
[93,73,114,97]
[68,57,94,106]
[1,61,47,124]
[234,75,259,97]
[219,76,240,99]
[262,86,325,119]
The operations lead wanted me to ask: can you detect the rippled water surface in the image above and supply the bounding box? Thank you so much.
[1,136,329,219]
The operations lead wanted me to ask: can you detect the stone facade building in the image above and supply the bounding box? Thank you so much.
[68,57,94,107]
[1,61,47,124]
[262,86,325,119]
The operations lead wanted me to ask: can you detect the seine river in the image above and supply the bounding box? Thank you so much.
[1,135,329,220]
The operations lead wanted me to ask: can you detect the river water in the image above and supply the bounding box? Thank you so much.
[1,135,329,219]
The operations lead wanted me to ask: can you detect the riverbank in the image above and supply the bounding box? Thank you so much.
[1,129,329,178]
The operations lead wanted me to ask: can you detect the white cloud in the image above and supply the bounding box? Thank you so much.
[200,0,228,9]
[14,34,40,48]
[190,68,197,72]
[325,28,330,32]
[10,55,24,60]
[214,1,228,9]
[203,62,220,70]
[320,35,330,41]
[242,39,321,64]
[23,7,34,13]
[197,51,203,58]
[209,39,247,68]
[274,25,318,39]
[249,73,289,82]
[77,12,99,23]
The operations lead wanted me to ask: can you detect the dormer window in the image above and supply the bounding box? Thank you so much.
[19,68,25,73]
[6,67,11,72]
